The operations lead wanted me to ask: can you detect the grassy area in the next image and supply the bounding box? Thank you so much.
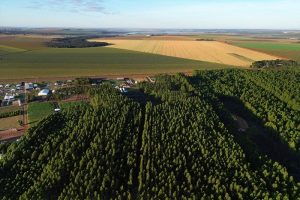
[0,106,21,114]
[0,115,22,130]
[0,36,50,50]
[232,41,300,62]
[0,46,232,80]
[233,42,300,51]
[28,102,54,126]
[0,45,25,55]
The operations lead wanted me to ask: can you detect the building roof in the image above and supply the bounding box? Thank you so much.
[4,95,15,100]
[25,83,34,90]
[38,89,50,96]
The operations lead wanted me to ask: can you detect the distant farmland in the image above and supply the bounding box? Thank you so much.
[3,35,291,80]
[90,39,280,66]
[232,41,300,62]
[0,38,232,80]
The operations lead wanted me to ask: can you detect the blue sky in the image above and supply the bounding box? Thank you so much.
[1,0,299,29]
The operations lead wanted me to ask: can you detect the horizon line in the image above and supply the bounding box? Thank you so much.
[1,26,300,31]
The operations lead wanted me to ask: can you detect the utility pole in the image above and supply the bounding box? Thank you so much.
[22,82,27,131]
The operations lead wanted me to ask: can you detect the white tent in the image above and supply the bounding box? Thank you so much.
[38,89,50,96]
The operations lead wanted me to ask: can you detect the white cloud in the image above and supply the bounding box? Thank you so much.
[26,0,108,13]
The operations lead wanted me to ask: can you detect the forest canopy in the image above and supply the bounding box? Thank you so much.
[0,68,299,199]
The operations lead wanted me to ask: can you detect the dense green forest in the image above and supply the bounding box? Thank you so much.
[0,68,299,199]
[193,68,300,151]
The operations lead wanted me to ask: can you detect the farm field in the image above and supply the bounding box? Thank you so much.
[185,34,300,62]
[0,36,50,50]
[28,102,54,126]
[91,38,280,66]
[0,106,20,114]
[0,43,231,80]
[1,35,298,81]
[231,41,300,62]
[0,45,25,55]
[0,115,22,130]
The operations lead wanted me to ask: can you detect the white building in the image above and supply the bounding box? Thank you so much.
[38,89,50,96]
[25,83,33,90]
[4,93,15,101]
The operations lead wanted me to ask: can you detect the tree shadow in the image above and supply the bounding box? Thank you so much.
[123,88,162,106]
[219,95,300,181]
[27,120,38,125]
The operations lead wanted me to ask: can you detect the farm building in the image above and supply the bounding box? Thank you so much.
[4,93,15,101]
[38,89,50,97]
[25,83,34,90]
[1,93,16,106]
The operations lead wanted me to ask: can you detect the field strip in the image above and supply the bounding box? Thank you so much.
[91,39,281,66]
[0,45,26,55]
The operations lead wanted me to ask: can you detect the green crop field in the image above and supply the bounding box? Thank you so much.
[0,36,235,80]
[0,36,49,50]
[28,102,54,126]
[0,106,20,114]
[232,41,300,62]
[0,45,25,55]
[0,46,232,80]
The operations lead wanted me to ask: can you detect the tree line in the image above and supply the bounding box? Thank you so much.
[46,37,110,48]
[251,59,298,68]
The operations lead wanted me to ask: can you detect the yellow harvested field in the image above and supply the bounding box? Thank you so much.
[90,39,280,66]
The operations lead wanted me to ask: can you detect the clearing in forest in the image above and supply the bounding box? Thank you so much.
[90,39,280,66]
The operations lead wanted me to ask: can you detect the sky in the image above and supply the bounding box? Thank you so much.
[0,0,300,29]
